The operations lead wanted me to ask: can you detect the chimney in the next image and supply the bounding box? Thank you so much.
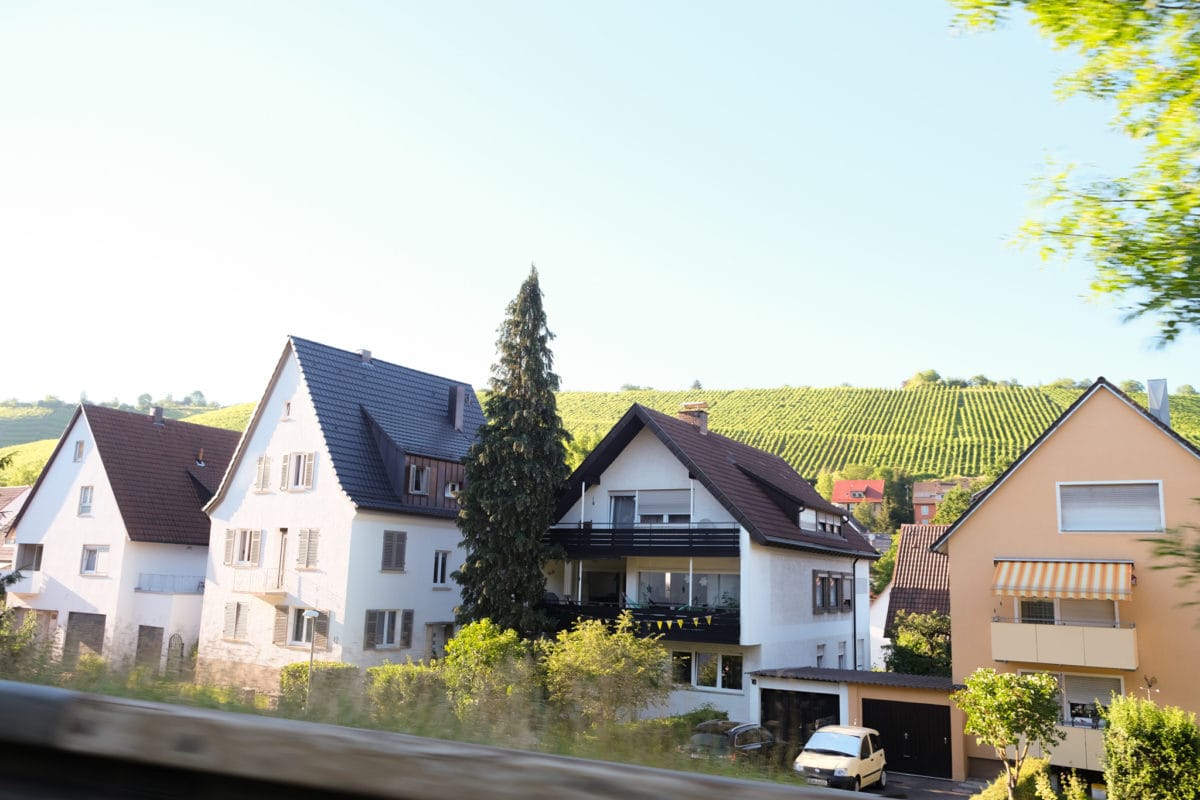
[151,406,164,426]
[196,447,205,466]
[357,349,372,364]
[677,401,709,434]
[449,385,466,432]
[1148,378,1171,427]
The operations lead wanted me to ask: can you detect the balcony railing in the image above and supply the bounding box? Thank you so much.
[544,600,740,645]
[991,617,1138,670]
[546,522,740,558]
[232,568,288,596]
[4,569,43,595]
[135,573,205,594]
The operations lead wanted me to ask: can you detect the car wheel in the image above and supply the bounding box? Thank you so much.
[853,776,861,792]
[878,771,887,790]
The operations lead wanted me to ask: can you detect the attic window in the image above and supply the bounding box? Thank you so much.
[73,440,85,462]
[850,491,864,499]
[282,401,292,420]
[445,481,461,499]
[409,465,430,495]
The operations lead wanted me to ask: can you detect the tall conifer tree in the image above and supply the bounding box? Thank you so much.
[453,267,570,634]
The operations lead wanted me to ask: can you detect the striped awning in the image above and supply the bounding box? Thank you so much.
[992,560,1133,601]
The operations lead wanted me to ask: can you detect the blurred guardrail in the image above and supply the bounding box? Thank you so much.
[0,680,848,799]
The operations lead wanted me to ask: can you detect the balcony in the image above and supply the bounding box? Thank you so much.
[4,569,44,595]
[544,601,740,645]
[545,522,740,559]
[232,568,288,598]
[991,617,1138,670]
[1043,723,1105,772]
[135,573,205,594]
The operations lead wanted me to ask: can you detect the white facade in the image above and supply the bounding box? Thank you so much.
[8,414,208,670]
[551,427,869,722]
[197,352,465,690]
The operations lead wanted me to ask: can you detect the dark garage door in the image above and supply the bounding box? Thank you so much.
[862,698,951,778]
[760,689,839,756]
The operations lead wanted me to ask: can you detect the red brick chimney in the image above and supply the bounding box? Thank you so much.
[677,402,709,434]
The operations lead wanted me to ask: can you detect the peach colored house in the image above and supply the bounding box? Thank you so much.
[932,378,1200,779]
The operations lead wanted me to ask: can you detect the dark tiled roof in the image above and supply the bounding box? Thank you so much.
[85,405,239,546]
[750,666,957,691]
[565,405,877,558]
[290,336,485,514]
[832,480,884,504]
[932,377,1200,552]
[885,524,950,633]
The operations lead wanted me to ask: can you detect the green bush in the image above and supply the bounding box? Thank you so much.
[365,661,455,736]
[278,661,362,722]
[971,757,1050,800]
[1103,694,1200,800]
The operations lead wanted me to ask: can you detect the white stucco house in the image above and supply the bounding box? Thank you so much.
[544,402,877,724]
[5,405,239,672]
[195,337,484,691]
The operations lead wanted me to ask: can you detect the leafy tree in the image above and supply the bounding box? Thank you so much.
[945,377,968,388]
[1178,384,1197,396]
[689,379,703,390]
[136,393,152,411]
[870,532,899,595]
[952,0,1200,343]
[541,611,669,728]
[840,463,875,480]
[877,466,913,529]
[932,485,973,525]
[564,429,603,472]
[1103,695,1200,800]
[619,383,653,391]
[454,268,571,635]
[969,374,994,387]
[884,610,951,676]
[952,669,1066,800]
[1144,500,1200,613]
[440,618,539,736]
[814,468,835,501]
[903,369,942,389]
[1120,380,1146,394]
[853,500,878,531]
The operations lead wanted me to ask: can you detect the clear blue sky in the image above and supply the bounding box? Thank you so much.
[3,1,1197,405]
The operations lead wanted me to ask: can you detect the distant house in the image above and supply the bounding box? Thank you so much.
[196,337,484,691]
[545,402,877,724]
[912,480,971,523]
[0,486,32,568]
[5,405,238,671]
[884,524,949,634]
[832,479,885,515]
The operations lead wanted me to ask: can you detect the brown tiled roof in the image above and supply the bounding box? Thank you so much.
[832,480,884,504]
[0,487,28,512]
[563,405,877,558]
[912,480,969,501]
[885,524,950,633]
[750,665,957,691]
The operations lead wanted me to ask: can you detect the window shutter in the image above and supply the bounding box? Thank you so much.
[224,530,234,565]
[364,610,378,650]
[223,602,236,638]
[308,530,319,567]
[400,609,414,649]
[255,457,265,490]
[382,531,407,571]
[1059,483,1162,531]
[273,606,288,645]
[234,603,249,640]
[637,489,690,516]
[249,530,262,565]
[315,611,330,651]
[280,454,291,490]
[381,533,394,569]
[297,530,310,567]
[302,453,315,489]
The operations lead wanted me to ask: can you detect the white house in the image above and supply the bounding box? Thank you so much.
[544,402,877,725]
[6,405,239,672]
[195,337,484,691]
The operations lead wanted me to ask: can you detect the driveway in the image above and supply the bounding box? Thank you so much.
[870,772,984,799]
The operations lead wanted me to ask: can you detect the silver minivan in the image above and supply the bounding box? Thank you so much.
[793,724,886,792]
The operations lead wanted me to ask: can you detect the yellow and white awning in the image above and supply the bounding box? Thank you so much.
[992,560,1133,601]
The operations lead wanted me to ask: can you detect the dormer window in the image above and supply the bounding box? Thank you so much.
[850,491,864,499]
[444,481,461,499]
[409,465,430,495]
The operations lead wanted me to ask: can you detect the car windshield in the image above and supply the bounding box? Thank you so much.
[689,733,730,752]
[803,731,860,757]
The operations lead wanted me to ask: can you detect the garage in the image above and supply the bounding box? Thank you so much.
[760,689,838,753]
[863,698,953,778]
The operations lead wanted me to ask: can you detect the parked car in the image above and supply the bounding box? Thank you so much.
[687,720,776,762]
[793,724,886,792]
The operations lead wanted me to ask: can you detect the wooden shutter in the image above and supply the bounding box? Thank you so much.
[382,531,407,571]
[254,457,265,490]
[315,611,330,651]
[306,530,319,568]
[297,530,310,567]
[224,530,234,565]
[280,454,291,490]
[302,453,315,489]
[273,606,288,645]
[223,602,236,638]
[234,603,249,640]
[400,609,414,648]
[249,530,262,565]
[363,610,378,650]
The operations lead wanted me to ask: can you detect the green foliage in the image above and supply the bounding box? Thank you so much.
[932,484,974,525]
[904,369,943,388]
[1144,499,1200,613]
[365,660,453,735]
[884,610,951,677]
[454,268,571,635]
[814,468,835,501]
[179,402,255,432]
[1120,380,1146,394]
[852,499,878,530]
[870,533,899,595]
[1180,384,1198,396]
[564,429,603,472]
[969,757,1051,800]
[954,670,1066,800]
[0,610,47,680]
[278,661,362,721]
[1102,694,1200,800]
[952,0,1200,343]
[440,618,540,740]
[1034,769,1090,800]
[541,611,669,728]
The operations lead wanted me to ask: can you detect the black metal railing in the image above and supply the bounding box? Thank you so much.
[545,522,740,558]
[544,600,740,644]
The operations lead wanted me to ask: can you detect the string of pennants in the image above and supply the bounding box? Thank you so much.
[631,615,715,631]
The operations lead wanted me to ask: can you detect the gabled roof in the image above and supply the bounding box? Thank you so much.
[832,479,885,504]
[210,336,485,516]
[563,404,877,558]
[912,479,969,502]
[12,405,239,546]
[932,377,1200,552]
[885,524,949,633]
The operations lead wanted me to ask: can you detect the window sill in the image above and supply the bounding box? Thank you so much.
[222,638,251,644]
[679,685,745,695]
[366,644,412,651]
[432,585,452,591]
[381,569,407,574]
[296,567,320,572]
[79,573,109,578]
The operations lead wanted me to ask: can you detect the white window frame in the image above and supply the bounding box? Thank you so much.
[280,452,315,492]
[433,550,450,586]
[444,481,461,499]
[225,529,262,567]
[408,465,430,495]
[290,607,316,645]
[78,485,94,515]
[80,545,109,576]
[1056,480,1164,533]
[1022,670,1123,727]
[1013,597,1119,627]
[364,608,413,650]
[678,650,743,693]
[73,440,84,462]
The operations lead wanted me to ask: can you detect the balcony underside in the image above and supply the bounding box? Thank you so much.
[545,525,740,558]
[991,620,1137,670]
[544,601,740,645]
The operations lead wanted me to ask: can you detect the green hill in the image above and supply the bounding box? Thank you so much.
[3,388,1199,487]
[0,406,77,448]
